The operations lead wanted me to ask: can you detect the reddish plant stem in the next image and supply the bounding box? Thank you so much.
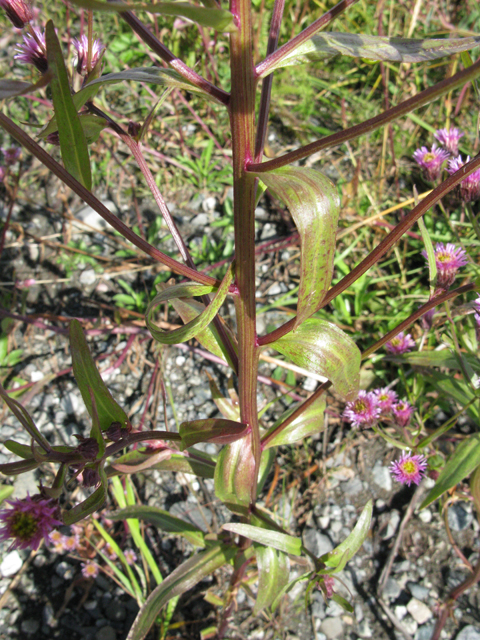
[0,112,219,287]
[119,11,230,106]
[229,0,261,503]
[259,154,480,346]
[255,0,359,79]
[248,57,480,172]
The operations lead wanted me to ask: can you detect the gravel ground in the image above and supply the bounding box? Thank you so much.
[0,190,479,640]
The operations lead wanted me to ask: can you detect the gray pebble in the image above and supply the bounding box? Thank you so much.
[357,618,373,638]
[343,477,363,496]
[319,616,344,639]
[105,600,126,622]
[55,561,74,580]
[448,502,473,532]
[371,463,393,492]
[407,598,432,624]
[415,625,435,640]
[95,625,117,640]
[382,577,401,601]
[20,619,40,635]
[455,626,480,640]
[0,550,23,577]
[302,530,333,557]
[407,582,429,601]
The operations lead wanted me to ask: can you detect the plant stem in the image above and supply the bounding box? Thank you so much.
[229,0,260,503]
[248,57,480,172]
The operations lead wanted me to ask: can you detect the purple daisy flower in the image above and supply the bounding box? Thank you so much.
[81,560,99,579]
[0,495,62,550]
[392,400,415,428]
[434,128,464,156]
[412,144,450,181]
[342,390,381,429]
[373,387,398,415]
[0,0,32,28]
[124,549,137,565]
[14,27,48,74]
[390,451,428,486]
[473,296,480,341]
[447,155,480,203]
[423,242,468,290]
[72,34,105,75]
[385,332,416,355]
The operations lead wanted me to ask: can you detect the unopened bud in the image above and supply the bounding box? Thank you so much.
[104,421,125,442]
[0,0,33,28]
[127,121,141,138]
[82,467,101,488]
[75,437,99,461]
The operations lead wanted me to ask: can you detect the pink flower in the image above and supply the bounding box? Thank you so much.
[0,495,62,550]
[390,451,427,486]
[81,560,99,579]
[473,296,480,341]
[412,144,449,181]
[434,128,464,156]
[0,0,32,28]
[49,530,66,553]
[0,166,5,183]
[15,27,48,74]
[342,390,381,429]
[124,549,137,565]
[1,146,21,166]
[447,155,480,202]
[385,332,416,355]
[72,34,105,75]
[373,387,398,415]
[423,242,468,290]
[392,400,415,428]
[63,534,80,552]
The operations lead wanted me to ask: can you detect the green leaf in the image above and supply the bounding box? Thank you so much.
[393,350,480,374]
[69,319,129,431]
[263,394,326,449]
[77,114,108,144]
[425,371,479,422]
[108,449,216,478]
[0,459,39,475]
[39,83,101,139]
[254,167,339,327]
[208,376,240,421]
[253,545,290,614]
[0,485,14,504]
[126,544,235,640]
[0,73,51,99]
[331,593,354,613]
[62,467,108,525]
[321,500,372,572]
[82,67,221,102]
[45,21,92,190]
[109,505,205,548]
[167,292,237,368]
[257,447,275,494]
[0,382,51,452]
[261,33,480,76]
[270,319,361,400]
[222,523,302,556]
[214,435,255,508]
[179,418,248,450]
[420,434,480,509]
[69,0,237,32]
[3,440,38,459]
[146,263,234,345]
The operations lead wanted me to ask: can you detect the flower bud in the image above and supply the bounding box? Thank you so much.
[75,437,99,461]
[0,0,33,29]
[82,467,101,488]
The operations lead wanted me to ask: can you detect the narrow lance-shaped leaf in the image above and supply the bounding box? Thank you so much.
[0,382,51,452]
[127,544,235,640]
[69,319,129,431]
[214,435,256,509]
[146,263,234,345]
[321,500,373,572]
[254,545,290,614]
[263,394,326,449]
[270,319,361,401]
[0,73,51,100]
[254,167,339,327]
[222,523,302,556]
[108,505,205,548]
[420,434,480,510]
[260,33,480,76]
[69,0,237,33]
[45,21,92,190]
[39,83,102,139]
[179,418,249,450]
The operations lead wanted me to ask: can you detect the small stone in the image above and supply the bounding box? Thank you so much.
[105,600,126,622]
[344,477,363,496]
[372,463,393,492]
[395,605,408,620]
[56,561,74,580]
[302,530,333,557]
[60,393,80,415]
[76,200,115,230]
[357,619,373,638]
[407,582,429,601]
[79,269,97,285]
[415,626,435,640]
[95,625,117,640]
[455,626,480,640]
[382,509,400,540]
[202,196,217,212]
[191,212,209,228]
[0,551,23,577]
[382,577,401,601]
[21,619,40,635]
[320,617,344,639]
[418,509,432,523]
[448,503,473,532]
[42,603,57,628]
[402,616,418,635]
[354,603,364,623]
[407,598,432,624]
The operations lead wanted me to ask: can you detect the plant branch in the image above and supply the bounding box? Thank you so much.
[0,111,220,287]
[248,57,480,172]
[255,0,359,79]
[119,10,230,106]
[259,154,480,346]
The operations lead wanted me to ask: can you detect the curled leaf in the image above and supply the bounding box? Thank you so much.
[179,418,248,450]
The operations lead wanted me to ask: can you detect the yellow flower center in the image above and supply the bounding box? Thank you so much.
[401,460,416,476]
[10,511,38,541]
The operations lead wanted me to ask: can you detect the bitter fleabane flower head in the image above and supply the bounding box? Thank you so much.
[342,390,380,429]
[0,0,32,28]
[0,495,62,550]
[392,400,415,428]
[72,34,105,75]
[81,560,99,578]
[412,144,449,181]
[373,387,398,415]
[423,242,468,290]
[385,332,415,355]
[14,27,47,73]
[434,128,464,156]
[390,451,427,486]
[473,296,480,341]
[447,155,480,203]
